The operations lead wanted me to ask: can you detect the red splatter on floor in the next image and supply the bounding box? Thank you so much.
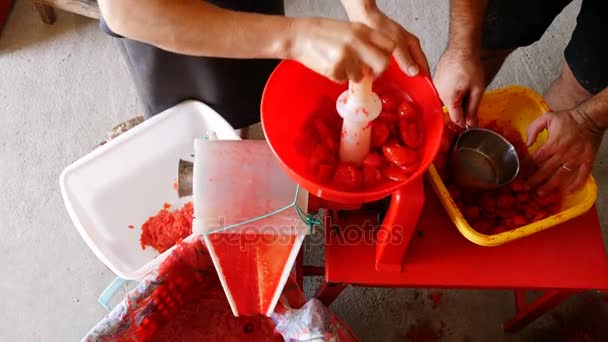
[428,292,443,309]
[566,330,597,342]
[405,321,443,342]
[584,296,597,305]
[172,179,178,192]
[128,225,134,229]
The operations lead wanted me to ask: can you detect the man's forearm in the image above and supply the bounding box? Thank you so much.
[575,87,608,134]
[447,0,487,52]
[98,0,293,59]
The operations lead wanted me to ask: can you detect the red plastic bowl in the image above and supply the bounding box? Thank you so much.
[261,59,444,204]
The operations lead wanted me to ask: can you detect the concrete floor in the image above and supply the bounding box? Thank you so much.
[1,0,607,341]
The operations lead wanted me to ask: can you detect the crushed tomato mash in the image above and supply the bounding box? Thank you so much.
[140,202,194,253]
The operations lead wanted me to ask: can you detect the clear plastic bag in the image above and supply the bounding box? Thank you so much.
[273,299,338,342]
[84,237,357,342]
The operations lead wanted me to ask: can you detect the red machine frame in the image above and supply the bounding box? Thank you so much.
[298,182,608,333]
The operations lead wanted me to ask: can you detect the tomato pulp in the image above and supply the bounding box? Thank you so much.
[140,202,194,253]
[206,232,299,316]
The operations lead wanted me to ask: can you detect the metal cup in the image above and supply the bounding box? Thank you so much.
[449,128,520,190]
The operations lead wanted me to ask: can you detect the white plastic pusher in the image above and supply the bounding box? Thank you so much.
[336,75,382,164]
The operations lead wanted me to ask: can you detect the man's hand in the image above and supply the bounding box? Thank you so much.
[432,0,488,127]
[434,48,484,127]
[289,17,395,83]
[526,109,602,194]
[339,0,428,77]
[363,9,429,76]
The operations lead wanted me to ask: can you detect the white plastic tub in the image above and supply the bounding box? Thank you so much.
[60,101,240,280]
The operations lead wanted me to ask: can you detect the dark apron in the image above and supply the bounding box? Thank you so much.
[100,0,285,129]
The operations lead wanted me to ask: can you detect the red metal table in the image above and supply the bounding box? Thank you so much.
[301,184,608,332]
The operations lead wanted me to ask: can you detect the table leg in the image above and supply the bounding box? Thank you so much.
[502,290,574,332]
[294,248,304,289]
[314,279,348,307]
[302,265,325,277]
[34,2,56,24]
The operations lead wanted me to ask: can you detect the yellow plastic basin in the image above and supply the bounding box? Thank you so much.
[427,86,598,246]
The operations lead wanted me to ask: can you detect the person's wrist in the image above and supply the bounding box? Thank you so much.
[443,44,481,61]
[342,0,378,24]
[570,106,606,136]
[357,8,381,26]
[276,17,311,60]
[579,99,608,132]
[446,36,481,58]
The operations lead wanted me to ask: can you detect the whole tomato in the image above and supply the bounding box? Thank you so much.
[371,120,390,148]
[497,193,515,208]
[493,226,508,234]
[480,195,497,211]
[312,118,337,151]
[482,209,497,219]
[509,180,528,192]
[532,191,560,207]
[512,215,528,227]
[399,160,419,174]
[308,144,335,174]
[332,162,363,191]
[496,208,517,220]
[399,119,423,148]
[363,167,383,187]
[380,93,399,112]
[532,211,549,222]
[382,166,410,182]
[473,220,494,234]
[362,152,385,169]
[397,100,420,121]
[382,144,418,167]
[464,206,481,220]
[515,192,530,203]
[378,111,399,125]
